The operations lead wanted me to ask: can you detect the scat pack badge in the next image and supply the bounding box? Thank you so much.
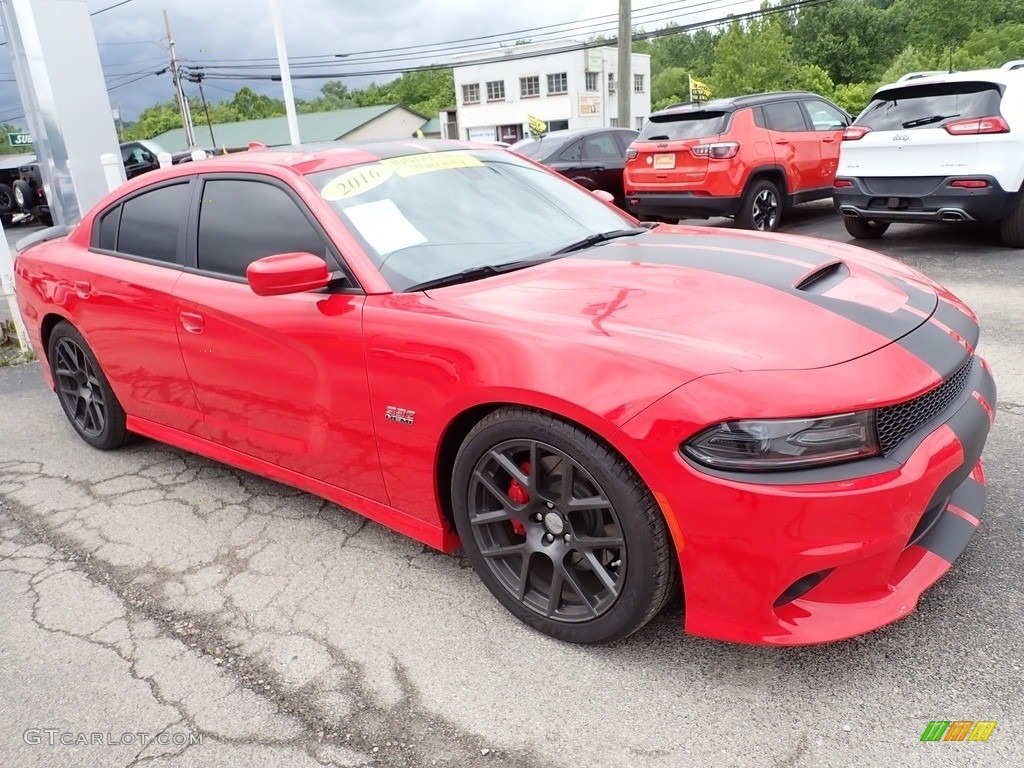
[384,406,416,425]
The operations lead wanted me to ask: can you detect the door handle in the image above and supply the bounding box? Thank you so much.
[590,166,605,173]
[179,311,205,334]
[822,137,836,143]
[74,280,91,299]
[775,139,790,145]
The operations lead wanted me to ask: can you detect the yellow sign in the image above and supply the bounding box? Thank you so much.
[321,165,394,200]
[381,152,483,177]
[689,76,712,102]
[528,114,548,136]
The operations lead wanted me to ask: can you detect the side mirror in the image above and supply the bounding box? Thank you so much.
[592,189,615,204]
[247,252,331,296]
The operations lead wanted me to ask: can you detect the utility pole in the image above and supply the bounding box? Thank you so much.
[617,0,631,130]
[193,74,216,147]
[163,9,195,148]
[270,0,300,145]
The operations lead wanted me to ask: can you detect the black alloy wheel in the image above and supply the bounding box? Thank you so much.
[737,179,782,232]
[452,407,678,644]
[48,321,128,450]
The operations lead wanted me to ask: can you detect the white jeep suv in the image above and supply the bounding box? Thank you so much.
[833,61,1024,247]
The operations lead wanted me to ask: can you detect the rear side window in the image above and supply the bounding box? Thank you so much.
[117,182,191,263]
[95,207,120,251]
[762,102,809,132]
[197,179,327,279]
[857,82,1004,131]
[639,111,729,141]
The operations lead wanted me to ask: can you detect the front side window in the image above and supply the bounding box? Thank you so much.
[462,83,480,104]
[582,134,620,160]
[520,76,540,98]
[547,73,568,95]
[486,80,505,101]
[803,100,847,131]
[196,179,327,278]
[309,150,633,292]
[116,182,192,263]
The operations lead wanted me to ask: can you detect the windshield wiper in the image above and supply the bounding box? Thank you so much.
[406,260,539,292]
[901,113,959,129]
[548,227,649,257]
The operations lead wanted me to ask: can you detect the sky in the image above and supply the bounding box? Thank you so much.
[0,0,750,127]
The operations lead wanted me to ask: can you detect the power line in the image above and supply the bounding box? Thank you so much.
[0,0,139,46]
[191,0,836,84]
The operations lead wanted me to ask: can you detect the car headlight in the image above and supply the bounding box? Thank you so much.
[681,412,879,471]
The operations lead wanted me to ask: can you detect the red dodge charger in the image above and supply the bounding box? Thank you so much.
[13,141,995,645]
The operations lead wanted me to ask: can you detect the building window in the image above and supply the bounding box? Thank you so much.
[585,72,599,92]
[608,73,616,93]
[462,83,480,104]
[520,76,540,98]
[635,116,646,130]
[486,80,505,101]
[547,72,568,95]
[549,119,569,132]
[610,118,619,127]
[634,74,645,93]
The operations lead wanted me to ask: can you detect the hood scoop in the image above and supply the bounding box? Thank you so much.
[794,260,849,293]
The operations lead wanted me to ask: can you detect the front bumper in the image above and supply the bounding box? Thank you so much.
[618,347,996,646]
[834,175,1016,224]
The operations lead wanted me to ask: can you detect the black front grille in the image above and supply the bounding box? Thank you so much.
[876,357,974,454]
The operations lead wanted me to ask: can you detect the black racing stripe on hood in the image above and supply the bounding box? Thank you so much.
[883,275,937,316]
[642,233,840,268]
[896,320,972,378]
[933,299,980,350]
[581,240,924,341]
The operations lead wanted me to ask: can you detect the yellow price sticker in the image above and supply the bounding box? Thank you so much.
[381,152,483,177]
[321,164,394,201]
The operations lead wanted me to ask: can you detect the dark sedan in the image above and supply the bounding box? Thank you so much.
[510,127,638,207]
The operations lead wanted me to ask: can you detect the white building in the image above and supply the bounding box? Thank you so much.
[445,39,652,143]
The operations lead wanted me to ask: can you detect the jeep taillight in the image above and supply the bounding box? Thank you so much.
[691,142,739,159]
[842,126,871,140]
[944,116,1010,135]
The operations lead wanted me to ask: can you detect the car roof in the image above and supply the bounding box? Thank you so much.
[875,66,1024,94]
[192,139,507,174]
[652,91,822,118]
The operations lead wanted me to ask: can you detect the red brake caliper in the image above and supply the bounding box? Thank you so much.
[507,461,531,536]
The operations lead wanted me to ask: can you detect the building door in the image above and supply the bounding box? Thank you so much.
[498,124,523,143]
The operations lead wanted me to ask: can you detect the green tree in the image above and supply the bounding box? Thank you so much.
[650,67,691,109]
[711,16,797,97]
[792,0,907,84]
[228,86,285,120]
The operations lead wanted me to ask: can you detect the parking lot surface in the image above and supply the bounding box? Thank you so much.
[2,209,1022,767]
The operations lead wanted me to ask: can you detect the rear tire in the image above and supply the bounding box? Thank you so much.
[47,321,129,450]
[451,407,679,644]
[0,183,14,214]
[12,180,31,211]
[736,179,782,231]
[843,216,890,240]
[999,193,1024,248]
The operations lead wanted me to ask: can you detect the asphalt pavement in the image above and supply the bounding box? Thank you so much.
[1,207,1022,768]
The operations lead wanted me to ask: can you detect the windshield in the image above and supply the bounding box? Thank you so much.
[639,111,729,141]
[308,149,632,291]
[857,82,1003,131]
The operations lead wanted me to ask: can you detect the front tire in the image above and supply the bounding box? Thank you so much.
[47,321,129,450]
[1000,192,1024,248]
[0,183,14,214]
[736,179,782,231]
[843,216,890,240]
[451,407,678,644]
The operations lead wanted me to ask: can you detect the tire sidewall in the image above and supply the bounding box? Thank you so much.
[740,179,782,231]
[451,411,665,644]
[47,321,127,450]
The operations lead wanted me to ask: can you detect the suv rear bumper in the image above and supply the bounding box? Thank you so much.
[834,176,1017,224]
[625,192,743,220]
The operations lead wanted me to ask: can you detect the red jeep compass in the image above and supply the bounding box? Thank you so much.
[624,91,850,231]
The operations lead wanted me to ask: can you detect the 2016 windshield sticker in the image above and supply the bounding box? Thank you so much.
[321,165,394,200]
[381,152,483,177]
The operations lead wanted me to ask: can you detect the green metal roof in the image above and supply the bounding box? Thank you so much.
[153,105,421,152]
[420,117,441,135]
